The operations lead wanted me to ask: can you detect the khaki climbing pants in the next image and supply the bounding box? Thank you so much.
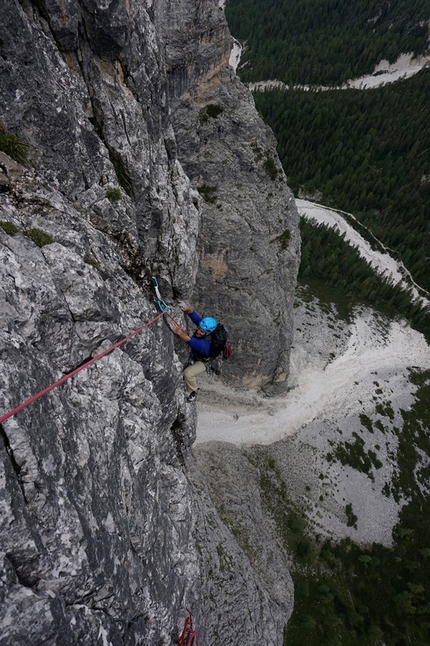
[184,360,207,393]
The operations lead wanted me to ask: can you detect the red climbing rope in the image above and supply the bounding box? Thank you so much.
[165,309,187,332]
[178,609,198,646]
[0,311,165,425]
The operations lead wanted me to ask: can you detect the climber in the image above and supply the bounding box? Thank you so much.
[169,302,217,403]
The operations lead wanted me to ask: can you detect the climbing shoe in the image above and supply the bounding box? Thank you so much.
[187,391,197,403]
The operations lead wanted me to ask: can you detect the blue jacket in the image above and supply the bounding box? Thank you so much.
[186,311,211,360]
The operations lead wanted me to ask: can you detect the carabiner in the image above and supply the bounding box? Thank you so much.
[152,277,169,313]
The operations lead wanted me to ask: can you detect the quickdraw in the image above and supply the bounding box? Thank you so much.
[152,277,191,334]
[152,276,169,313]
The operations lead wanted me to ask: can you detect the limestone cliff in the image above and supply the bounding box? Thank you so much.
[0,0,297,644]
[155,0,300,390]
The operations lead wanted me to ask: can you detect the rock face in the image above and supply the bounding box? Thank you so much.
[189,442,294,645]
[0,160,200,645]
[0,0,200,295]
[0,0,297,644]
[156,0,300,391]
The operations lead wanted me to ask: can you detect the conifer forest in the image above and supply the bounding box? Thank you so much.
[226,1,430,644]
[227,0,430,331]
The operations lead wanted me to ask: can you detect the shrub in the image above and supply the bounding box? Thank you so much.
[199,104,224,124]
[105,188,122,202]
[23,228,54,247]
[206,104,224,119]
[0,123,31,166]
[273,229,291,250]
[263,154,279,180]
[84,256,102,272]
[345,503,358,528]
[197,184,217,204]
[0,220,19,235]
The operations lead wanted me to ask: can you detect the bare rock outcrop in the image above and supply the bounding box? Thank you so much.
[0,1,298,643]
[155,0,300,391]
[190,442,294,645]
[0,161,199,644]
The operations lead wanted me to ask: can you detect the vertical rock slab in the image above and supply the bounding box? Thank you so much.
[0,163,199,644]
[0,0,201,641]
[0,0,200,293]
[155,0,301,391]
[189,441,294,646]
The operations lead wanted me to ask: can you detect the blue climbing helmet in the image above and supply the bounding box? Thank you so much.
[199,316,217,333]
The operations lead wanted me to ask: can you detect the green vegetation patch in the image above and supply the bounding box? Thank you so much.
[345,503,358,529]
[23,228,54,247]
[0,124,31,166]
[328,432,383,480]
[199,104,224,124]
[263,153,279,180]
[375,401,395,420]
[84,256,102,272]
[250,142,280,180]
[391,369,430,502]
[359,413,374,434]
[251,141,264,163]
[0,221,19,235]
[197,184,218,204]
[272,229,291,250]
[105,188,122,202]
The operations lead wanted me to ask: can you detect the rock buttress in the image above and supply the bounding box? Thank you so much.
[155,0,301,392]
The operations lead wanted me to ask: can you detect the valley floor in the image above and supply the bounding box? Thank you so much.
[244,53,429,90]
[196,300,430,447]
[196,201,430,448]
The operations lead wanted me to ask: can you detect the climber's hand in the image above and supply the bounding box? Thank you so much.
[178,301,193,314]
[171,322,181,334]
[171,322,191,342]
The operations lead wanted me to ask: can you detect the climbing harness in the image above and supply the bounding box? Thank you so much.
[0,311,165,425]
[178,609,198,646]
[152,276,169,313]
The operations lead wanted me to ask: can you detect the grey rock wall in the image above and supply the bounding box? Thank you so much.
[1,0,200,294]
[155,0,300,392]
[0,160,199,644]
[190,442,294,645]
[0,0,297,643]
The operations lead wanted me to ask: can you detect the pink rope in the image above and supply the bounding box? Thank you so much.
[0,311,165,425]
